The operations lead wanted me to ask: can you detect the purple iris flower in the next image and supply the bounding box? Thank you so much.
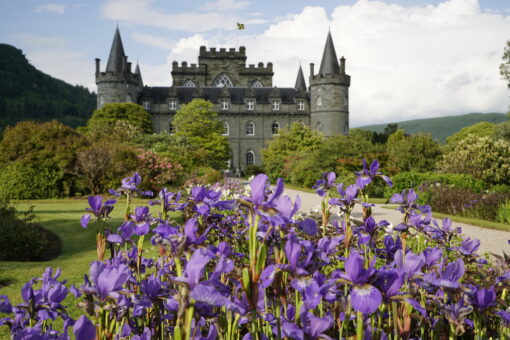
[130,206,152,235]
[88,261,131,300]
[122,172,141,190]
[457,238,480,256]
[375,269,404,302]
[443,300,473,330]
[302,272,338,309]
[181,248,215,288]
[341,250,382,314]
[471,286,496,311]
[81,195,116,228]
[432,259,465,289]
[313,171,336,197]
[107,221,135,244]
[316,236,342,264]
[73,315,96,340]
[270,194,301,227]
[392,250,425,281]
[184,217,212,247]
[329,184,359,212]
[242,174,285,215]
[150,188,185,212]
[279,234,312,276]
[0,295,12,314]
[496,310,510,326]
[422,247,443,267]
[355,159,393,190]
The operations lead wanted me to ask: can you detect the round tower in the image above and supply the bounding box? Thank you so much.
[95,27,141,108]
[309,32,350,136]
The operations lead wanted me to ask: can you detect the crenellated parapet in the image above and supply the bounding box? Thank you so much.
[199,46,247,60]
[171,61,207,75]
[239,62,273,77]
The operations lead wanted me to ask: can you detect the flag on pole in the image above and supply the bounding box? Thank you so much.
[237,23,245,30]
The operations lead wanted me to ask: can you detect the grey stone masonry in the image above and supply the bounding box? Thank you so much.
[96,28,350,173]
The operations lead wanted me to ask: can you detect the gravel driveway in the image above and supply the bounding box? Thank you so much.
[284,188,510,256]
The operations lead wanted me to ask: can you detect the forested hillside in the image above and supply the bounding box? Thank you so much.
[358,112,508,142]
[0,44,96,130]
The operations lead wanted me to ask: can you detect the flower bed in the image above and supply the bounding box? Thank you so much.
[1,160,509,339]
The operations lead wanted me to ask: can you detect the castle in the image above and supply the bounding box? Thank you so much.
[95,28,350,172]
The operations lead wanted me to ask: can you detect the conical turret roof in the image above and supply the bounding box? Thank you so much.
[135,63,143,86]
[105,27,126,73]
[294,65,307,91]
[318,31,340,75]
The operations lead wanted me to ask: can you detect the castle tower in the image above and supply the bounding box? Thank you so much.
[309,31,350,136]
[95,27,141,108]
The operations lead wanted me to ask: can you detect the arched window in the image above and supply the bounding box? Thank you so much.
[316,96,322,106]
[222,122,230,136]
[246,151,255,166]
[183,80,196,87]
[272,122,280,135]
[169,122,176,134]
[316,121,323,132]
[251,80,263,88]
[246,121,255,136]
[213,73,233,88]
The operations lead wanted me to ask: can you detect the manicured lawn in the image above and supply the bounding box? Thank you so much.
[0,198,167,336]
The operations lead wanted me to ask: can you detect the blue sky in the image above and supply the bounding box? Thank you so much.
[1,0,510,126]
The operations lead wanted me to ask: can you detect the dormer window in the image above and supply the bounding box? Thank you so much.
[221,101,229,110]
[298,102,305,111]
[272,101,280,111]
[246,101,254,110]
[169,101,177,110]
[143,100,151,110]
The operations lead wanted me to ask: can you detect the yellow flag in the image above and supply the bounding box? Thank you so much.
[237,23,245,30]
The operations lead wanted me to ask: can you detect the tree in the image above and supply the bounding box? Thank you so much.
[85,103,153,137]
[446,122,497,149]
[386,130,442,172]
[500,40,510,89]
[173,99,230,170]
[262,122,323,181]
[437,135,510,185]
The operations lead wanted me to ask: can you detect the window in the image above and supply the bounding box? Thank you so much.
[246,101,254,110]
[246,151,255,166]
[344,121,349,134]
[272,122,280,135]
[298,101,305,111]
[222,122,230,136]
[213,73,233,88]
[344,95,348,107]
[272,101,280,111]
[246,121,255,136]
[316,121,323,132]
[169,122,176,134]
[143,100,151,110]
[126,94,132,103]
[316,96,322,106]
[221,101,229,110]
[251,80,263,88]
[169,101,177,110]
[99,95,105,106]
[183,80,196,87]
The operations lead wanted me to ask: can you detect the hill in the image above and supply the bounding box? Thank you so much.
[0,44,96,131]
[357,112,508,142]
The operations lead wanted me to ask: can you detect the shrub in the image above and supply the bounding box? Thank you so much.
[184,167,224,187]
[137,149,184,190]
[0,205,62,261]
[244,165,264,177]
[0,161,61,199]
[497,200,510,224]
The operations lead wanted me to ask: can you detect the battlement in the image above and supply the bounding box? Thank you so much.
[240,62,273,75]
[171,61,207,74]
[96,71,140,85]
[198,45,247,60]
[310,73,350,87]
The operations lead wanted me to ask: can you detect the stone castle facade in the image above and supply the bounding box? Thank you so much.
[95,28,350,172]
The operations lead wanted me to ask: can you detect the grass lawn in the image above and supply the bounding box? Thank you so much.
[0,198,168,336]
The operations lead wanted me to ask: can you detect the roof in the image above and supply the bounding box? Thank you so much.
[318,31,340,75]
[140,86,310,104]
[135,63,143,86]
[294,66,307,91]
[105,27,126,73]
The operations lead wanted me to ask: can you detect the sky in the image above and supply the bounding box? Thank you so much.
[1,0,510,126]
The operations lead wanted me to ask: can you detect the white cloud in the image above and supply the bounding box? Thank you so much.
[160,0,510,126]
[132,33,175,50]
[15,34,95,90]
[202,0,250,11]
[34,3,66,14]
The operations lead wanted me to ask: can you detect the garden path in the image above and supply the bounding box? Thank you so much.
[284,188,510,256]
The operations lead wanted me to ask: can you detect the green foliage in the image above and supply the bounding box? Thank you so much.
[184,167,224,186]
[0,204,62,261]
[173,99,231,170]
[0,44,95,130]
[244,165,264,177]
[360,113,507,143]
[0,161,62,200]
[262,122,323,182]
[445,122,496,148]
[386,131,442,172]
[500,39,510,89]
[492,120,510,141]
[385,171,486,202]
[86,103,153,136]
[437,135,510,185]
[497,200,510,224]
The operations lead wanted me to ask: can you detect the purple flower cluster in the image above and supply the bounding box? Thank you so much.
[2,162,510,339]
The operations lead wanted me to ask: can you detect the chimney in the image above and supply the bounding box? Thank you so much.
[127,62,132,73]
[95,58,100,73]
[340,57,345,74]
[310,63,315,77]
